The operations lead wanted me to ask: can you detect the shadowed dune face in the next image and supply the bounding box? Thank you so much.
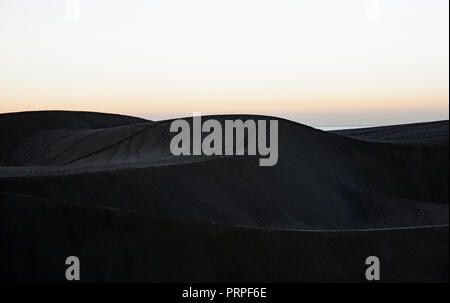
[1,192,448,283]
[0,111,149,165]
[333,121,449,145]
[0,111,448,282]
[0,112,448,230]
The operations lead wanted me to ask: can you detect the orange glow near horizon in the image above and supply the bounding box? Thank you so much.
[0,0,449,125]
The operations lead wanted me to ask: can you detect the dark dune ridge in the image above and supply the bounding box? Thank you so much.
[0,111,448,282]
[333,120,449,145]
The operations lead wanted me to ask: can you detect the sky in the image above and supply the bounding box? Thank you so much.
[0,0,448,125]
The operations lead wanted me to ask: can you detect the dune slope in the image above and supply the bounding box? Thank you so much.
[0,111,448,282]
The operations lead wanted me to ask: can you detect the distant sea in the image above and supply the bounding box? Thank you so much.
[315,126,372,131]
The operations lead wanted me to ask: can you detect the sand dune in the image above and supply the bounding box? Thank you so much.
[333,120,449,145]
[0,111,448,282]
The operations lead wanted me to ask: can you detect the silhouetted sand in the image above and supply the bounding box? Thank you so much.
[333,120,449,145]
[0,111,448,282]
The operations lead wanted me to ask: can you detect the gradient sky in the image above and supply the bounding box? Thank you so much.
[0,0,448,125]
